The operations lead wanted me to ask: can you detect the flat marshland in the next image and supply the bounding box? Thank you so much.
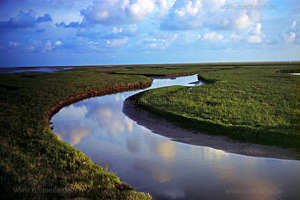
[0,62,299,199]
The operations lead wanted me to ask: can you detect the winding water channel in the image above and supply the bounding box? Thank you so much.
[51,75,300,200]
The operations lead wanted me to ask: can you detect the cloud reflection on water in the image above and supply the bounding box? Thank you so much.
[156,140,177,164]
[132,160,175,184]
[126,135,141,154]
[52,104,95,146]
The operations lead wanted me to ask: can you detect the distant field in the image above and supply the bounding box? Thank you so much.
[104,62,300,76]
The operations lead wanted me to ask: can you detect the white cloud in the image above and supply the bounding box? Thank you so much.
[283,21,299,44]
[161,0,204,30]
[124,24,138,35]
[231,12,253,30]
[284,32,296,43]
[41,40,52,52]
[112,27,123,34]
[127,0,156,21]
[107,37,129,47]
[155,0,170,18]
[9,42,19,47]
[0,10,52,29]
[202,31,224,42]
[149,30,177,40]
[161,0,268,30]
[250,23,262,36]
[81,0,169,25]
[76,23,138,39]
[248,23,263,43]
[248,35,262,43]
[146,43,158,49]
[167,0,177,7]
[230,33,243,40]
[26,39,64,53]
[136,31,177,51]
[291,21,296,29]
[55,40,62,46]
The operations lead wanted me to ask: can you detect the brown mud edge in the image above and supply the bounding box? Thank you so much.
[47,81,152,121]
[47,70,217,121]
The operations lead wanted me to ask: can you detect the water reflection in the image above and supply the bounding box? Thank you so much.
[51,75,300,200]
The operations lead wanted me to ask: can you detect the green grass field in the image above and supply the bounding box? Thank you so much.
[0,63,299,199]
[128,65,300,150]
[0,69,153,199]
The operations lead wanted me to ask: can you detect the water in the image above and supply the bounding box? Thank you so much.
[0,66,74,73]
[51,75,300,200]
[290,73,300,75]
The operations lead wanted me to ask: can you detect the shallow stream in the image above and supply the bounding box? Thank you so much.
[51,75,300,200]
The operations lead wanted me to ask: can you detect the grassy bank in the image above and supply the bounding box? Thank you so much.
[1,63,299,199]
[128,65,300,151]
[0,68,153,199]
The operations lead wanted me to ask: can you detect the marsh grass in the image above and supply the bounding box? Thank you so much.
[1,63,300,199]
[129,65,300,150]
[0,68,153,199]
[110,64,233,76]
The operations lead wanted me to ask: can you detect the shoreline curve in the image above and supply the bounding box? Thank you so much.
[123,101,300,160]
[47,81,152,121]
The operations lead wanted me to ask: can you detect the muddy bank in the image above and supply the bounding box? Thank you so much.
[123,102,300,161]
[47,70,216,126]
[48,81,152,121]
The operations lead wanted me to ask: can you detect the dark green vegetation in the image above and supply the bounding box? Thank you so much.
[129,65,300,151]
[0,69,153,199]
[1,63,300,199]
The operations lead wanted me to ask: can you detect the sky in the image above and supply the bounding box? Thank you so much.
[0,0,299,67]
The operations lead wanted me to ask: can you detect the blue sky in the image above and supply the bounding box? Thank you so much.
[0,0,299,67]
